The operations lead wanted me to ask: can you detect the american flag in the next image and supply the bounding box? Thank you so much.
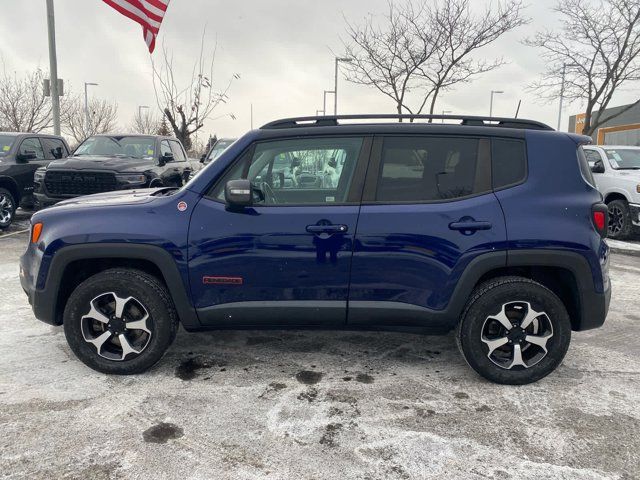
[102,0,170,53]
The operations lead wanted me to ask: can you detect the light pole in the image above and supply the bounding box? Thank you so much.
[323,90,334,116]
[46,0,60,135]
[84,82,98,132]
[441,110,452,123]
[557,63,578,131]
[334,57,353,115]
[489,90,504,117]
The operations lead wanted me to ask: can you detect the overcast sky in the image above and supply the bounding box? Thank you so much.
[1,0,638,141]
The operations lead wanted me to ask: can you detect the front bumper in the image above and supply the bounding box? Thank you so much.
[630,203,640,227]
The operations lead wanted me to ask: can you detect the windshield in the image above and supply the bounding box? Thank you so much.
[206,139,235,162]
[604,149,640,170]
[74,136,155,159]
[0,135,15,157]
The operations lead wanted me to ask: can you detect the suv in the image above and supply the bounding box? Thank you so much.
[20,115,611,385]
[0,132,70,229]
[34,134,197,207]
[583,145,640,239]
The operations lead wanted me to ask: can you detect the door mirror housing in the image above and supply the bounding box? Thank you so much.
[200,154,207,163]
[591,161,605,174]
[17,150,37,163]
[158,152,173,166]
[225,179,253,208]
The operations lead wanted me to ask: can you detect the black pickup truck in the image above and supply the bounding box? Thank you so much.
[0,132,70,229]
[34,134,200,207]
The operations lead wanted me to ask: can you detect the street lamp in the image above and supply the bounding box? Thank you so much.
[557,63,579,131]
[84,82,98,132]
[138,105,150,118]
[489,90,504,117]
[441,110,452,123]
[334,57,353,115]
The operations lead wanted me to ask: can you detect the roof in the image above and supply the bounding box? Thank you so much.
[0,132,66,138]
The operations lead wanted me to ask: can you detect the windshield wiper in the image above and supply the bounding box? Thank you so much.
[617,167,640,170]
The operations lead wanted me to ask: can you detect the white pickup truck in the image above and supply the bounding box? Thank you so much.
[583,145,640,239]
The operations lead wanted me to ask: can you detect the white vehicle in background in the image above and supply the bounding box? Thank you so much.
[200,138,237,165]
[583,145,640,239]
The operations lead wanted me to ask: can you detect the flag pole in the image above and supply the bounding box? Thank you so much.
[46,0,61,135]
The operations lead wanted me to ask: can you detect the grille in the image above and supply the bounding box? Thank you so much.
[44,171,118,196]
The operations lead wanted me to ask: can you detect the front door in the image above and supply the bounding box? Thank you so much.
[188,135,370,327]
[348,135,508,329]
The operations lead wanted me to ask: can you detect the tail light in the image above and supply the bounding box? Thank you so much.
[592,204,608,238]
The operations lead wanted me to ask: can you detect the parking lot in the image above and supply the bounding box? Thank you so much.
[0,222,638,479]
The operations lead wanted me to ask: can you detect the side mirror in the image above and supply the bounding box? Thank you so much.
[591,161,605,174]
[17,150,37,162]
[158,152,173,167]
[200,154,207,163]
[225,179,252,208]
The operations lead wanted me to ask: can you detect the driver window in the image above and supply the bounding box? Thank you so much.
[212,137,363,205]
[19,138,45,160]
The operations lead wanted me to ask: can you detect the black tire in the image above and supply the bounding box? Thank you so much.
[607,199,632,240]
[0,187,16,230]
[456,276,571,385]
[63,268,179,374]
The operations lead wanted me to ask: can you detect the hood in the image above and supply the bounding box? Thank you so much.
[46,155,156,172]
[51,188,169,209]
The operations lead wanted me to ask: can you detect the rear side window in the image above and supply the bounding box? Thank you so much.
[376,136,489,202]
[492,138,526,189]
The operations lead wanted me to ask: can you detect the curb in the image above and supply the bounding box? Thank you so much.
[609,246,640,258]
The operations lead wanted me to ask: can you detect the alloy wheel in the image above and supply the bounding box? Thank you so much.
[608,204,624,236]
[0,193,14,225]
[481,301,553,370]
[80,292,153,361]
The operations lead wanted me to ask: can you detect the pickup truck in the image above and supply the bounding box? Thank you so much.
[583,145,640,239]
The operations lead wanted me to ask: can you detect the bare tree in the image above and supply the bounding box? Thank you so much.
[0,66,53,133]
[130,109,159,135]
[527,0,640,135]
[416,0,527,115]
[62,95,118,144]
[342,0,527,117]
[152,31,237,150]
[342,2,440,116]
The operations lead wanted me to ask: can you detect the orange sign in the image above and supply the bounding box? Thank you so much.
[574,113,586,134]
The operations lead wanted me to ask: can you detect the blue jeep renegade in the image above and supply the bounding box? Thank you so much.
[20,115,611,384]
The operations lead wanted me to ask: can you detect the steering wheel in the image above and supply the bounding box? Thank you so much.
[258,181,279,205]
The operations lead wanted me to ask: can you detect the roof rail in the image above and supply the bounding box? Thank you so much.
[261,114,554,131]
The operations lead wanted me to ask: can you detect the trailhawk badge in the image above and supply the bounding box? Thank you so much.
[177,201,188,212]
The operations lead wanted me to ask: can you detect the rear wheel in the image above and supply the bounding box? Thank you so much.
[0,188,16,229]
[63,268,178,374]
[456,276,571,385]
[607,199,632,240]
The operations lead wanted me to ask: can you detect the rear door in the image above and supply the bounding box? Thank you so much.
[348,135,507,329]
[187,135,371,327]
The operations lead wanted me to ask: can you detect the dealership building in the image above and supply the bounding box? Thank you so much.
[568,102,640,145]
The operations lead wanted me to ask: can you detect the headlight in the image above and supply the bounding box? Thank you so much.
[115,173,147,185]
[34,168,46,182]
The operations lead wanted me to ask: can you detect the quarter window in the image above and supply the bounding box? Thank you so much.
[376,136,488,202]
[19,138,45,160]
[492,138,527,189]
[211,137,364,205]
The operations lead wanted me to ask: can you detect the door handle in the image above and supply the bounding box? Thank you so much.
[449,220,492,232]
[306,224,348,234]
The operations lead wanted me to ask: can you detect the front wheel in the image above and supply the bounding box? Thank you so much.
[0,188,16,229]
[63,268,179,374]
[456,276,571,385]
